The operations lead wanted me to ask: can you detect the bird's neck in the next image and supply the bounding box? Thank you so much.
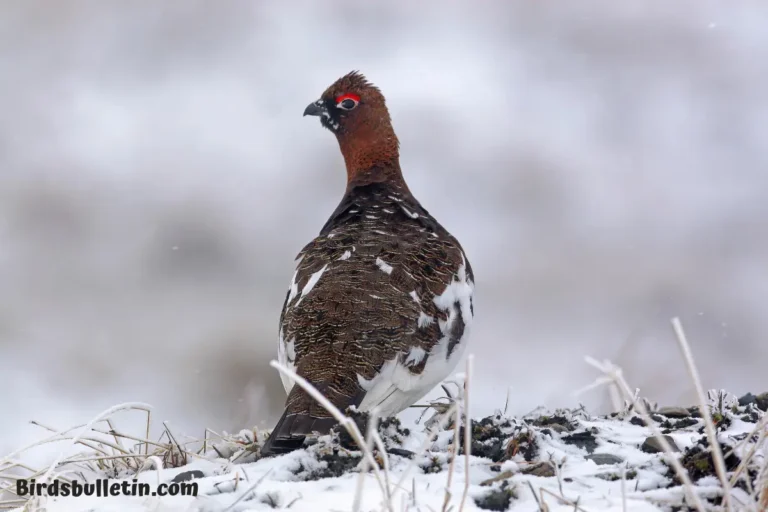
[337,128,406,190]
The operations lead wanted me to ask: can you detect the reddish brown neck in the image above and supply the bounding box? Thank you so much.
[337,122,407,190]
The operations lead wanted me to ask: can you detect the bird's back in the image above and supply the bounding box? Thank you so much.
[266,182,473,454]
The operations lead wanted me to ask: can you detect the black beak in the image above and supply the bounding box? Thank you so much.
[303,100,326,117]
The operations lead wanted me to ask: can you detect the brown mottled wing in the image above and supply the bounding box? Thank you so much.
[263,182,474,454]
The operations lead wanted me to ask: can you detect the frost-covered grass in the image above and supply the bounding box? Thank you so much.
[2,318,766,512]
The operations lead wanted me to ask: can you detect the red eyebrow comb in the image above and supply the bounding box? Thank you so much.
[335,93,360,103]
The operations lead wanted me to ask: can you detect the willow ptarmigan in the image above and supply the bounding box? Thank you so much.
[260,71,475,456]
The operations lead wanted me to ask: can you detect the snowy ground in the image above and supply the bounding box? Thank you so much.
[3,390,766,512]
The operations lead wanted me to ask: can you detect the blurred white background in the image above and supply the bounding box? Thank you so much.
[1,1,767,458]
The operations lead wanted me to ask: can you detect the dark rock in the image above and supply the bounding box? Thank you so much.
[688,407,702,418]
[474,481,516,511]
[561,430,599,454]
[641,435,680,454]
[521,461,555,477]
[738,392,757,406]
[171,470,205,483]
[741,412,759,423]
[756,392,768,412]
[657,406,691,418]
[672,418,699,429]
[387,447,415,459]
[650,414,665,422]
[629,416,646,427]
[586,453,624,465]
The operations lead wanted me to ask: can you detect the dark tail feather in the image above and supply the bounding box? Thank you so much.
[261,409,337,457]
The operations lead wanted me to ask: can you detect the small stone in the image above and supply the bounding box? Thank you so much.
[641,435,680,454]
[474,481,516,511]
[586,453,624,465]
[738,392,757,406]
[629,416,646,427]
[657,406,691,418]
[387,447,415,459]
[171,470,205,483]
[521,461,555,478]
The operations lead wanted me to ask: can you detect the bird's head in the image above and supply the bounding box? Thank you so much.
[304,71,400,184]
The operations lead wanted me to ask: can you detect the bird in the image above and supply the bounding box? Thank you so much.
[260,71,475,457]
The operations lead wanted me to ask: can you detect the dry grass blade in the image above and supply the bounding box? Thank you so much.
[441,403,461,512]
[671,317,733,512]
[458,354,473,512]
[38,402,153,484]
[353,408,379,512]
[581,356,707,512]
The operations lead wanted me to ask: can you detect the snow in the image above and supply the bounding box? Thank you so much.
[5,392,765,512]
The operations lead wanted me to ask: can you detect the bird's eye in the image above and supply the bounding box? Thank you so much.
[335,93,360,111]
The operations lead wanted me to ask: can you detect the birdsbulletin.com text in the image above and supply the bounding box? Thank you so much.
[17,478,198,498]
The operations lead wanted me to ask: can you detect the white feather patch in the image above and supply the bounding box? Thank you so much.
[356,251,474,417]
[277,330,296,394]
[400,205,419,219]
[295,264,329,306]
[339,250,352,261]
[417,312,434,328]
[375,257,393,275]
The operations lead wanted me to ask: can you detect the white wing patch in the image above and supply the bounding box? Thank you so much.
[295,264,329,306]
[287,270,300,303]
[417,312,434,328]
[357,251,474,417]
[375,257,393,275]
[400,205,419,219]
[339,250,352,261]
[403,346,427,367]
[277,329,296,394]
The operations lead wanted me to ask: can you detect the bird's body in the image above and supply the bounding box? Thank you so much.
[261,72,474,456]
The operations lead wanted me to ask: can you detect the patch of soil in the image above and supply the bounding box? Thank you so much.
[561,429,599,454]
[474,481,516,511]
